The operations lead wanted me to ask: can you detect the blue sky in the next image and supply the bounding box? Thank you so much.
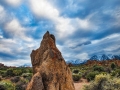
[0,0,120,66]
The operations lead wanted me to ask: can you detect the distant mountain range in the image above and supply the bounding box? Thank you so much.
[66,54,120,65]
[66,59,87,65]
[90,54,120,61]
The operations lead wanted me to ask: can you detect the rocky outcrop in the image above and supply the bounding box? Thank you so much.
[26,31,75,90]
[85,59,120,67]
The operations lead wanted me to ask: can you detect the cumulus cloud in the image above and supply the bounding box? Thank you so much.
[0,5,5,18]
[0,59,31,66]
[76,53,89,60]
[0,0,120,66]
[28,0,95,40]
[0,5,7,24]
[29,0,59,20]
[28,0,75,38]
[4,19,32,41]
[4,0,22,7]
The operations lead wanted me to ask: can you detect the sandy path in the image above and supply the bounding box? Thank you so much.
[74,78,89,90]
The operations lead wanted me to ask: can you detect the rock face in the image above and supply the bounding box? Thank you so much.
[26,31,75,90]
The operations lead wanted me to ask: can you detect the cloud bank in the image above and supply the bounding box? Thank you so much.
[0,0,120,66]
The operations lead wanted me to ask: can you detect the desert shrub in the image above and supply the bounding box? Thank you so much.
[86,71,99,81]
[6,68,14,77]
[15,80,27,90]
[0,70,4,75]
[115,69,120,77]
[0,80,15,90]
[0,70,6,77]
[105,67,111,73]
[19,67,32,73]
[15,77,29,90]
[13,69,22,76]
[22,73,32,78]
[72,74,81,81]
[0,76,2,81]
[10,76,20,83]
[82,71,89,79]
[93,65,104,72]
[15,84,26,90]
[73,69,79,74]
[22,73,32,81]
[111,71,116,76]
[15,81,27,90]
[28,68,33,73]
[111,62,116,70]
[0,84,6,90]
[111,69,120,77]
[83,74,120,90]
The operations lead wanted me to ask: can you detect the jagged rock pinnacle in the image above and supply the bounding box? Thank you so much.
[27,31,75,90]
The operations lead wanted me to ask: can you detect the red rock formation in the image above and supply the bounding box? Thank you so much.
[85,59,120,67]
[26,31,75,90]
[0,63,4,68]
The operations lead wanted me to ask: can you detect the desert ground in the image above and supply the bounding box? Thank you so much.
[74,78,89,90]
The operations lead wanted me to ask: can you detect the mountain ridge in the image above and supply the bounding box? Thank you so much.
[66,54,120,65]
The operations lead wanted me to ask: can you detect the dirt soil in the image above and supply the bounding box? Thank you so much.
[74,78,89,90]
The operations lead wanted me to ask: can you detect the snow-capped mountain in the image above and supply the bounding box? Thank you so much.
[19,64,31,67]
[89,54,120,61]
[66,59,87,65]
[66,54,120,65]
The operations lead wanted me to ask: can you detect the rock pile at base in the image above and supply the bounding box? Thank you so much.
[26,31,75,90]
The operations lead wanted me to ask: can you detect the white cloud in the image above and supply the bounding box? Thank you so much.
[0,5,7,23]
[29,0,95,41]
[0,35,3,38]
[5,0,22,7]
[103,7,120,27]
[28,0,96,40]
[87,33,120,55]
[29,0,59,21]
[75,18,93,30]
[92,33,120,44]
[4,19,32,41]
[55,17,75,38]
[76,53,89,60]
[29,0,76,39]
[0,59,31,66]
[0,5,4,15]
[0,39,17,54]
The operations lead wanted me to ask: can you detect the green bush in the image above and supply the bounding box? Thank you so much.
[6,68,14,77]
[0,80,15,90]
[19,67,32,73]
[0,84,6,90]
[105,67,111,73]
[10,76,20,83]
[0,70,6,77]
[0,76,2,81]
[111,63,116,70]
[72,74,81,81]
[73,69,79,74]
[111,69,120,77]
[93,65,104,72]
[86,71,99,81]
[83,74,120,90]
[111,71,116,76]
[15,80,27,90]
[82,71,89,79]
[13,70,22,76]
[22,73,32,81]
